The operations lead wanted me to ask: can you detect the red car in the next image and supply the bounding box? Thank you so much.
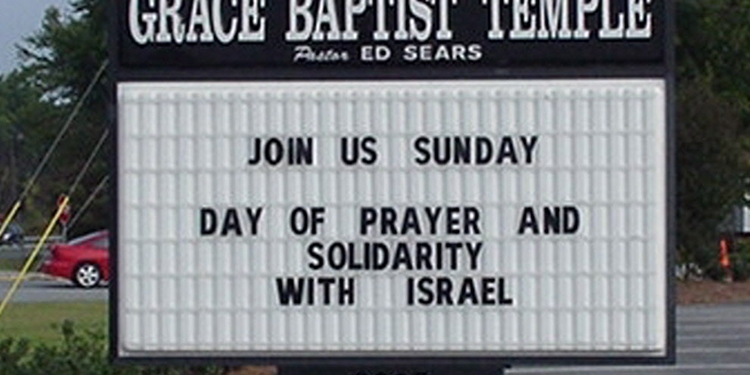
[41,230,109,288]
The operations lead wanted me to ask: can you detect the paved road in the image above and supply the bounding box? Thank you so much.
[0,278,107,303]
[509,303,750,375]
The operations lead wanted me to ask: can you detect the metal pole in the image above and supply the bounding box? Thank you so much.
[0,195,69,319]
[0,60,108,240]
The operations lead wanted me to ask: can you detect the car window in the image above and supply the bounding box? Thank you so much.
[8,223,22,235]
[92,237,109,250]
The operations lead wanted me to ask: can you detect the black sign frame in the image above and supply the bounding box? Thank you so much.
[109,0,676,368]
[116,0,666,72]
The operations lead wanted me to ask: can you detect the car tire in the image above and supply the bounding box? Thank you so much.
[73,262,101,288]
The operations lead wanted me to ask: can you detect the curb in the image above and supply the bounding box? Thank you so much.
[0,272,53,282]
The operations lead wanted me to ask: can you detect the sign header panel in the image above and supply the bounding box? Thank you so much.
[117,79,667,359]
[118,0,665,69]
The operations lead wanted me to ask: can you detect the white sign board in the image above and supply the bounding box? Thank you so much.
[117,79,667,358]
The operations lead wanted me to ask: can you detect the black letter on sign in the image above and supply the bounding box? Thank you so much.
[245,207,264,235]
[413,136,430,165]
[290,207,326,235]
[359,207,377,235]
[517,207,539,235]
[341,136,378,165]
[564,206,580,234]
[518,206,580,235]
[276,278,305,306]
[200,208,217,236]
[221,208,243,236]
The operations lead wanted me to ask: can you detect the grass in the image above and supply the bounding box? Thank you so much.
[0,245,48,271]
[0,301,107,342]
[0,258,39,271]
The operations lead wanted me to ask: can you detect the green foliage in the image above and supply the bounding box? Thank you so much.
[23,0,109,238]
[0,0,109,237]
[0,337,33,373]
[0,321,224,375]
[0,302,106,342]
[0,71,64,229]
[678,0,750,121]
[676,0,750,275]
[676,78,746,273]
[18,0,107,106]
[729,239,750,282]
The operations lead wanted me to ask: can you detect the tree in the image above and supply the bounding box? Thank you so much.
[676,0,750,275]
[676,79,745,273]
[3,0,108,236]
[678,0,750,124]
[18,0,107,108]
[0,70,65,230]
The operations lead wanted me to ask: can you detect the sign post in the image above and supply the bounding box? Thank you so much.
[111,0,674,371]
[57,194,71,239]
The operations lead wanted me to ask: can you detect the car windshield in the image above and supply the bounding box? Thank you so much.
[7,223,22,234]
[68,231,107,246]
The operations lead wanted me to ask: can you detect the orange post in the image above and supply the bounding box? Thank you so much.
[720,239,730,268]
[720,238,732,282]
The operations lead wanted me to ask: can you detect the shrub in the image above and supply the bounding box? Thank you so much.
[0,321,223,375]
[730,239,750,282]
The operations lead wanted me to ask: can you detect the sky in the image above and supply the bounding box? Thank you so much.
[0,0,70,74]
